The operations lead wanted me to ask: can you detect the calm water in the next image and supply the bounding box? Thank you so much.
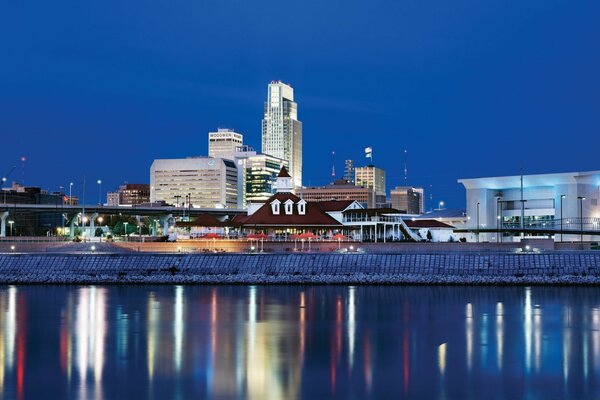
[0,285,599,399]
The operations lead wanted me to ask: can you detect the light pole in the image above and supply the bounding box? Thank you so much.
[438,201,445,210]
[8,220,14,236]
[560,195,565,243]
[69,182,74,205]
[97,179,102,205]
[578,196,585,244]
[124,222,129,241]
[476,202,480,243]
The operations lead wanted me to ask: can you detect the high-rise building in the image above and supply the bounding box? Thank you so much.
[106,183,150,206]
[261,81,302,190]
[208,128,244,160]
[343,160,355,184]
[233,146,287,208]
[390,186,424,214]
[302,180,376,208]
[150,157,238,209]
[355,165,386,207]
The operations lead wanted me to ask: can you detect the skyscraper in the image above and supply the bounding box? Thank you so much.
[208,128,243,160]
[261,81,302,190]
[343,159,355,184]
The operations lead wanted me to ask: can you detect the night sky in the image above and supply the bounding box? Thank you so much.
[1,0,599,209]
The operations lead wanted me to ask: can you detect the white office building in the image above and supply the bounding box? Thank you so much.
[261,81,302,190]
[150,157,238,209]
[459,170,600,242]
[208,128,243,160]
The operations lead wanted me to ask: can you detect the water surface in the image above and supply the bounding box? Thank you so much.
[0,285,599,399]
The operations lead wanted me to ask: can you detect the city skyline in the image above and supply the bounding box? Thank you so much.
[2,1,600,208]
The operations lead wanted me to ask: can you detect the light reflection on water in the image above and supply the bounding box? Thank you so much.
[0,285,600,399]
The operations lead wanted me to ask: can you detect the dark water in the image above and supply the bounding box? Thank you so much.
[0,285,599,400]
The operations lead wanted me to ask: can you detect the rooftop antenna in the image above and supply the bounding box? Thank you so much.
[20,156,26,186]
[403,149,408,183]
[331,150,336,181]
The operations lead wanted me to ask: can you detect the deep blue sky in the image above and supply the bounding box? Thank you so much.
[1,0,599,209]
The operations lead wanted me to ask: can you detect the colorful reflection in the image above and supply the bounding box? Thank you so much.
[0,286,598,399]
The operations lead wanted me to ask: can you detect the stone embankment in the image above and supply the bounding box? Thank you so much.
[1,252,600,285]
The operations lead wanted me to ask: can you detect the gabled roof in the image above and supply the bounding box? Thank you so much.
[241,192,342,227]
[343,207,405,216]
[177,214,240,227]
[317,200,358,212]
[405,219,455,229]
[277,166,291,178]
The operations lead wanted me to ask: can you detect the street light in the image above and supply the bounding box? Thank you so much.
[476,202,480,243]
[560,195,566,243]
[578,196,586,244]
[97,179,102,205]
[8,220,14,236]
[69,182,74,205]
[438,201,445,210]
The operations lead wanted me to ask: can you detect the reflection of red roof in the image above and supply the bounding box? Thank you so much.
[405,219,454,229]
[242,192,342,227]
[277,166,291,178]
[317,200,356,212]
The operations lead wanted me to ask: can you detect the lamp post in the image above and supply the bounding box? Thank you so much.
[97,179,102,205]
[8,220,14,236]
[124,222,129,241]
[560,195,566,243]
[578,196,585,244]
[69,182,74,205]
[476,202,480,243]
[438,201,445,210]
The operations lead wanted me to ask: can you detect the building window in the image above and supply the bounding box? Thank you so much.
[284,199,294,215]
[271,200,281,215]
[297,200,306,215]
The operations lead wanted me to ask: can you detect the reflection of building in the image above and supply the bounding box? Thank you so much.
[459,170,600,242]
[208,128,244,160]
[233,146,287,208]
[106,183,150,206]
[355,165,386,208]
[302,180,375,209]
[150,157,238,209]
[390,186,424,214]
[261,81,302,190]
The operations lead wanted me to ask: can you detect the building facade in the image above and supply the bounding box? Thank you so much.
[233,146,287,208]
[106,183,150,206]
[459,170,600,242]
[302,180,376,208]
[208,128,244,160]
[343,160,355,184]
[355,165,386,208]
[261,81,302,190]
[150,157,238,209]
[390,186,424,214]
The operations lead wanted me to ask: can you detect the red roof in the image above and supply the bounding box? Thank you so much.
[405,219,455,229]
[277,166,291,178]
[176,214,239,227]
[241,192,342,227]
[316,200,356,212]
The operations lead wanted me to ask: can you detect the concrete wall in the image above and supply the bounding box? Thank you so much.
[1,252,600,285]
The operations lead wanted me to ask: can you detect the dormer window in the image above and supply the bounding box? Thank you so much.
[297,199,307,215]
[271,199,281,215]
[284,199,294,215]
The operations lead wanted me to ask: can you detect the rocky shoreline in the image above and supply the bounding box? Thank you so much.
[0,252,599,285]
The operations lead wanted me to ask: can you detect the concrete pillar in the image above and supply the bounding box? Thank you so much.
[162,214,173,236]
[89,213,99,241]
[69,216,78,239]
[1,211,8,237]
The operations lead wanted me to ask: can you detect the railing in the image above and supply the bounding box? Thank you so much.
[343,215,404,223]
[500,217,600,231]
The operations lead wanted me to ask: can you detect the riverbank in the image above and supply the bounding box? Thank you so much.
[1,252,599,285]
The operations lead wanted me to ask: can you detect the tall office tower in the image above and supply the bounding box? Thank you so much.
[343,160,355,184]
[390,186,424,214]
[208,128,244,160]
[150,157,238,209]
[355,165,386,208]
[261,81,302,190]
